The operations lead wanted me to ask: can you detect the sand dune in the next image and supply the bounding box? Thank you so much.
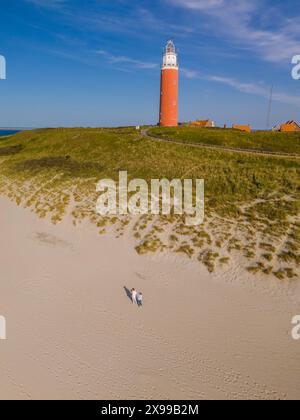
[0,196,300,400]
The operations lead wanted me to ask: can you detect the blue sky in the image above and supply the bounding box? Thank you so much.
[0,0,300,128]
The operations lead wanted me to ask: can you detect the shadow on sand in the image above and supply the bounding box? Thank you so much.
[124,286,132,303]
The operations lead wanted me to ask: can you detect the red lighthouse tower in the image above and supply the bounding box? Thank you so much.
[159,40,179,127]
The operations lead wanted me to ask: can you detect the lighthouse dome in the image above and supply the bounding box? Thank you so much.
[165,40,176,54]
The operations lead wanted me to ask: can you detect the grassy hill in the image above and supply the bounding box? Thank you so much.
[148,126,300,155]
[0,127,299,202]
[0,127,299,278]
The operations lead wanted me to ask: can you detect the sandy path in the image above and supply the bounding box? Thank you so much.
[0,197,299,400]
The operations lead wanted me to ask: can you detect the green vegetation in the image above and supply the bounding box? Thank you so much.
[0,128,299,210]
[0,127,299,279]
[148,126,300,155]
[0,144,23,156]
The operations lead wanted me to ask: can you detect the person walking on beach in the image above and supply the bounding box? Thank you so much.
[131,288,137,305]
[137,292,143,307]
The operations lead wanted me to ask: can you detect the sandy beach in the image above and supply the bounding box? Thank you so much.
[0,195,300,400]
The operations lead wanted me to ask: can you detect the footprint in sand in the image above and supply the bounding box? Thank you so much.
[33,232,73,249]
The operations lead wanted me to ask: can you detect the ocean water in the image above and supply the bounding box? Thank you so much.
[0,130,20,137]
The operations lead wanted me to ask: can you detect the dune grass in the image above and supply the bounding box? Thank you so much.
[0,127,299,206]
[0,127,299,227]
[0,127,299,278]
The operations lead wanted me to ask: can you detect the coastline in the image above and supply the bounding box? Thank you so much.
[0,130,21,138]
[0,195,300,400]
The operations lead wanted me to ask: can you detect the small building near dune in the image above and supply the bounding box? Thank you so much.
[272,120,300,132]
[233,124,251,133]
[190,119,215,128]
